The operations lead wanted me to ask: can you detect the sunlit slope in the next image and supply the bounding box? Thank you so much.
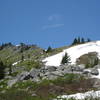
[43,41,100,66]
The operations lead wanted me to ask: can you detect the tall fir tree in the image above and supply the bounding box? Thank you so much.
[46,46,52,53]
[61,53,71,65]
[72,38,78,45]
[87,38,91,42]
[0,61,5,79]
[81,37,85,43]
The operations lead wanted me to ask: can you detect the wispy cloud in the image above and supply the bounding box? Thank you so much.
[42,14,64,30]
[42,24,64,30]
[48,14,62,21]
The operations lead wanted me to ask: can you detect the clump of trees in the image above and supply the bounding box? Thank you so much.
[72,37,91,45]
[61,52,71,65]
[0,42,13,50]
[19,43,30,53]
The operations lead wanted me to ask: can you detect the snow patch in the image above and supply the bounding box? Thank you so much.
[12,61,21,66]
[16,44,20,47]
[43,41,100,66]
[92,69,100,79]
[54,90,100,100]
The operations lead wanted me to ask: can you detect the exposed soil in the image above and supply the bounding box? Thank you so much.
[35,78,95,98]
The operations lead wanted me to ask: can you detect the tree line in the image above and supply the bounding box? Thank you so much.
[72,37,91,45]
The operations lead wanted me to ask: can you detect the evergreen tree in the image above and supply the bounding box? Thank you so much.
[20,43,25,47]
[0,61,5,79]
[61,53,71,65]
[87,38,91,42]
[46,46,52,53]
[72,38,78,45]
[81,38,85,43]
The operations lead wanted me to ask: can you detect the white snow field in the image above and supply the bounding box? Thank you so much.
[43,41,100,66]
[54,90,100,100]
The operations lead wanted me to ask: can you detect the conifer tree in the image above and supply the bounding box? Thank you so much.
[0,61,5,79]
[87,38,91,42]
[61,53,71,65]
[72,38,78,45]
[81,38,85,43]
[46,46,52,53]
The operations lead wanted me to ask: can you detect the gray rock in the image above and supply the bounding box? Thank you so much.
[91,68,99,75]
[42,74,58,80]
[73,64,85,72]
[51,71,63,76]
[45,66,57,72]
[78,64,85,70]
[30,68,40,78]
[32,93,37,97]
[57,65,73,72]
[83,69,91,74]
[93,79,100,89]
[31,76,41,82]
[8,78,18,87]
[94,65,100,69]
[17,71,30,80]
[42,69,63,80]
[40,67,46,73]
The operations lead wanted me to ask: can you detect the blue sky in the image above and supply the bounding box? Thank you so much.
[0,0,100,48]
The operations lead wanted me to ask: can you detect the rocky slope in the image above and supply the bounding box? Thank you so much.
[43,41,100,66]
[0,41,100,100]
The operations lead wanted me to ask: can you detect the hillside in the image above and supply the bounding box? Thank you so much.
[1,41,100,100]
[43,41,100,66]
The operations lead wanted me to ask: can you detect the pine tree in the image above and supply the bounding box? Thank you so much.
[0,61,5,79]
[61,53,71,65]
[87,38,91,42]
[81,38,85,43]
[46,46,52,53]
[72,38,78,45]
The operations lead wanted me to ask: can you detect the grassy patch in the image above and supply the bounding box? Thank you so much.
[17,60,42,71]
[0,73,95,100]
